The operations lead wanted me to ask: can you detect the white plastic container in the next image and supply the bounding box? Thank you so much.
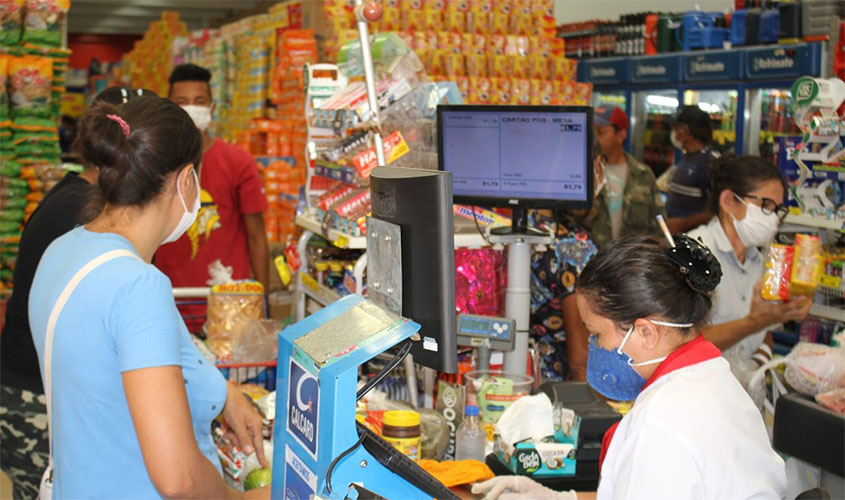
[455,405,487,462]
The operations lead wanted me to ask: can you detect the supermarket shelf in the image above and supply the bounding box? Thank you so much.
[297,213,490,249]
[782,214,845,232]
[809,304,844,322]
[299,272,341,306]
[296,213,367,249]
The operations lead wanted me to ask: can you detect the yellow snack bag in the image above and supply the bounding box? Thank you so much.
[790,234,822,296]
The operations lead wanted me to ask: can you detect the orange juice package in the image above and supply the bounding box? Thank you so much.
[423,0,445,9]
[445,53,465,76]
[466,54,487,77]
[791,234,823,296]
[437,31,451,49]
[529,55,548,79]
[528,79,542,104]
[489,12,508,35]
[487,54,509,77]
[574,82,592,105]
[762,244,794,301]
[467,1,492,34]
[446,0,470,12]
[514,79,530,104]
[414,30,430,51]
[445,10,466,32]
[512,56,530,78]
[489,34,506,55]
[424,8,442,30]
[407,9,426,30]
[449,32,463,52]
[381,6,402,30]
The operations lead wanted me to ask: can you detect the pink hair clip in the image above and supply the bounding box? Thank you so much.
[106,114,130,139]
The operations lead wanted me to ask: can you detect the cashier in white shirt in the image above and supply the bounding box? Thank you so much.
[689,155,812,379]
[473,236,787,500]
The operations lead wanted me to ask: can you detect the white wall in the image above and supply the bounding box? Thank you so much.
[555,0,734,24]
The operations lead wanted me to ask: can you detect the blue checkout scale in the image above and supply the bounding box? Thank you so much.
[272,294,460,500]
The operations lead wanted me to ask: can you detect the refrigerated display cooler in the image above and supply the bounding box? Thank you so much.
[578,42,826,176]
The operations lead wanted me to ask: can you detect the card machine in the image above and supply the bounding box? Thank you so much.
[456,314,516,351]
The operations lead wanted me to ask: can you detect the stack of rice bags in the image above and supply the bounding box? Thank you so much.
[0,0,70,290]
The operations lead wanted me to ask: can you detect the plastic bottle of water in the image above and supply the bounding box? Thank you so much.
[455,405,486,461]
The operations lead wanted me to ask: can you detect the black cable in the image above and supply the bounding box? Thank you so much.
[471,205,493,246]
[325,339,413,494]
[356,339,412,401]
[324,429,367,494]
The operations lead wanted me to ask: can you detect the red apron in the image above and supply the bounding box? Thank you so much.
[598,335,721,470]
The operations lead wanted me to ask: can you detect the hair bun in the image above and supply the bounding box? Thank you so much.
[667,235,722,293]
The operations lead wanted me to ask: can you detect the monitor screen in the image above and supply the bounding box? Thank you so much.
[437,105,593,209]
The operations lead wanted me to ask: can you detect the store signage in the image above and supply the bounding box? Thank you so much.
[578,58,629,85]
[630,55,682,83]
[744,43,822,80]
[684,50,742,81]
[284,445,317,500]
[792,77,819,107]
[287,358,320,459]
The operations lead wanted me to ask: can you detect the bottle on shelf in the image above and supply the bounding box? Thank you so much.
[455,405,487,462]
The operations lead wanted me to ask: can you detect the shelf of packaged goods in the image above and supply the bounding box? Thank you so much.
[295,213,367,249]
[782,214,845,232]
[809,304,844,322]
[299,272,342,306]
[712,129,736,146]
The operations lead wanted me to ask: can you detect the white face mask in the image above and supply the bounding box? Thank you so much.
[162,168,200,244]
[730,193,780,248]
[182,104,212,132]
[670,129,684,150]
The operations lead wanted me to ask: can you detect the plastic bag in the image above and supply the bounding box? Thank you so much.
[783,342,845,395]
[0,0,25,46]
[231,319,281,364]
[22,0,70,47]
[9,55,52,118]
[205,260,265,362]
[815,388,845,413]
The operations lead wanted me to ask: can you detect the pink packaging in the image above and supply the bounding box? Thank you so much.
[455,247,506,316]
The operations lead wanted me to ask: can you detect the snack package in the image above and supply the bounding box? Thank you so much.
[0,0,25,45]
[0,54,8,120]
[23,0,70,47]
[790,234,822,296]
[762,244,795,301]
[205,261,265,362]
[9,55,53,118]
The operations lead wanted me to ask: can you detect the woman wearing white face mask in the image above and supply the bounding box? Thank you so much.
[28,97,269,499]
[688,155,812,381]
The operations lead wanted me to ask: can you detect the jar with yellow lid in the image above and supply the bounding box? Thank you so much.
[381,410,421,462]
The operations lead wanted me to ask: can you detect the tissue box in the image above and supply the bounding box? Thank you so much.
[495,416,580,478]
[495,439,577,477]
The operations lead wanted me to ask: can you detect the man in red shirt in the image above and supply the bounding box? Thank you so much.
[156,64,269,289]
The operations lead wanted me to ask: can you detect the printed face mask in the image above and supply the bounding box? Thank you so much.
[586,320,693,401]
[182,104,212,132]
[730,193,780,248]
[162,168,200,244]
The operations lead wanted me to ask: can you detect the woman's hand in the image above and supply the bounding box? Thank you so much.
[243,485,271,499]
[471,476,576,500]
[222,383,269,468]
[747,281,813,331]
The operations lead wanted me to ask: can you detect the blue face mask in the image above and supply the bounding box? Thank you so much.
[586,320,693,401]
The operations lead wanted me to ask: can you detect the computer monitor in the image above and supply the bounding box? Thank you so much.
[437,105,594,231]
[370,166,457,374]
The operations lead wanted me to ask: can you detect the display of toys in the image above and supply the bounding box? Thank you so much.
[788,77,845,220]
